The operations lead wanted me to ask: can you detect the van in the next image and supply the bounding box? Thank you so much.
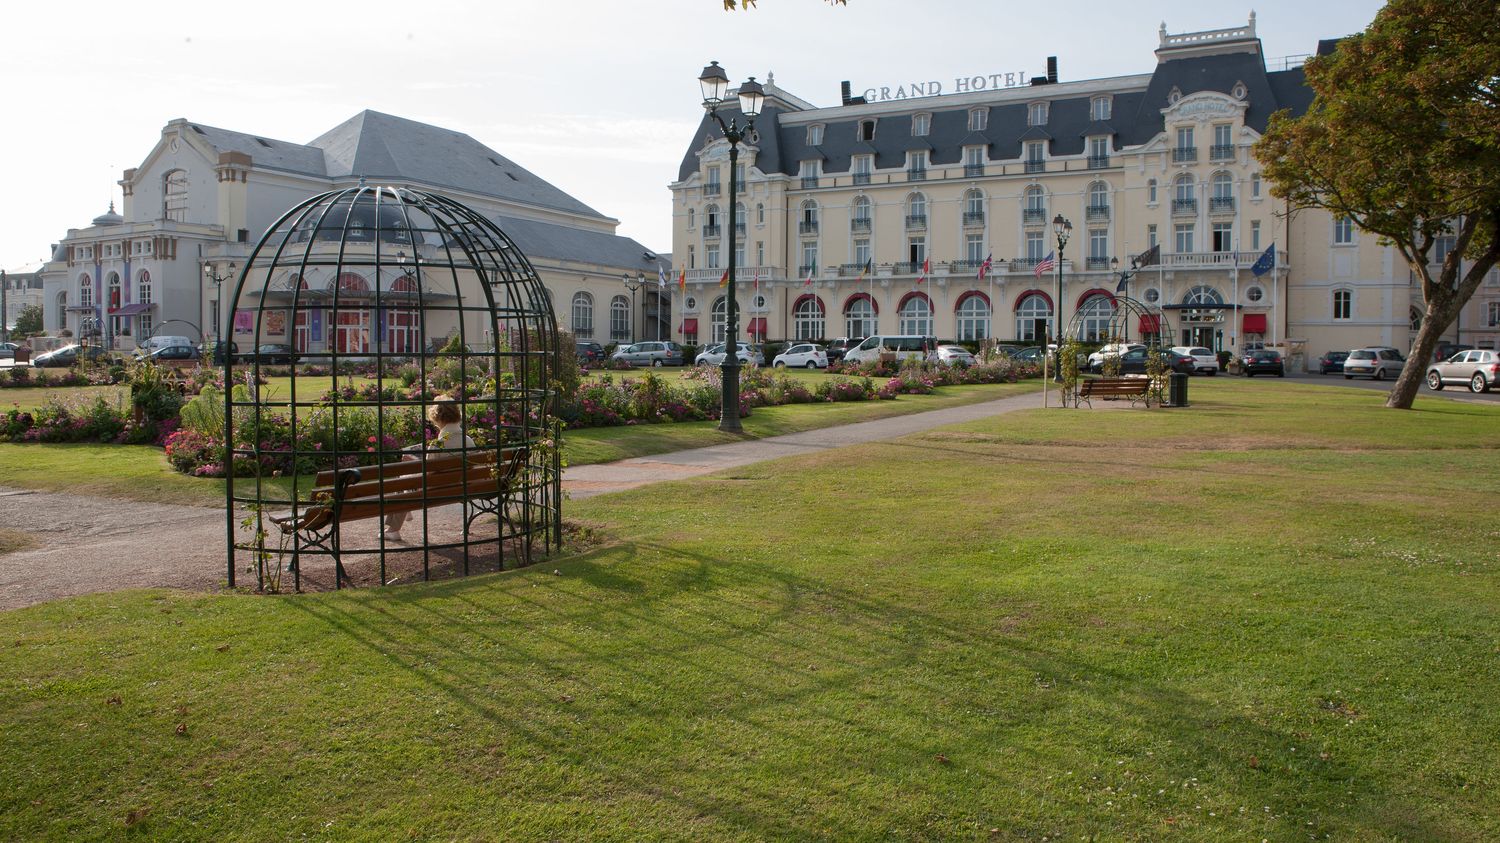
[135,335,194,359]
[843,335,936,365]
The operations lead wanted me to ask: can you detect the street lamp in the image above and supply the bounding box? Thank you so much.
[203,262,235,347]
[1051,213,1072,356]
[698,60,764,433]
[621,272,643,344]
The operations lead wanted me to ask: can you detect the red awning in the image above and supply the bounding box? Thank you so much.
[680,318,698,334]
[748,317,767,336]
[1139,314,1161,333]
[1242,313,1268,333]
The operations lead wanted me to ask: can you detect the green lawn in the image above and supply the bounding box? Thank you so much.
[1,380,1497,840]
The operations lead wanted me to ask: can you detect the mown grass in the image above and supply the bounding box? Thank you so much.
[1,379,1497,840]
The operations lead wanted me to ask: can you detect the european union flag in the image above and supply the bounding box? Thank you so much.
[1250,243,1277,277]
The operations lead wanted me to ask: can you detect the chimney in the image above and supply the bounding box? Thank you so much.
[1047,56,1058,83]
[840,80,866,106]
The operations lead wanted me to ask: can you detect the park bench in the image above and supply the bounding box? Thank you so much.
[269,445,528,585]
[1077,376,1152,408]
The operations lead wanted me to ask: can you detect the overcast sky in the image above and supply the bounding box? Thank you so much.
[1,0,1385,270]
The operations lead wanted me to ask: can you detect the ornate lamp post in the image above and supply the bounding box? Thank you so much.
[621,272,644,343]
[203,262,235,356]
[1051,214,1072,378]
[698,60,764,433]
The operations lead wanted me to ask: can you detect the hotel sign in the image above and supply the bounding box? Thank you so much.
[862,72,1030,103]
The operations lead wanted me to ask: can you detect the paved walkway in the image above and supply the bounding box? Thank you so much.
[0,387,1056,609]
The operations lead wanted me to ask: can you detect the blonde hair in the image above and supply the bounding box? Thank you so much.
[428,397,462,426]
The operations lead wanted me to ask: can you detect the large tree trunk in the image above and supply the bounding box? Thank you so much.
[1386,291,1462,408]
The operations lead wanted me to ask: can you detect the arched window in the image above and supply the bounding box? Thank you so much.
[1088,181,1109,211]
[1182,286,1224,306]
[899,295,932,336]
[385,276,420,353]
[687,208,695,229]
[334,273,370,293]
[55,291,67,329]
[845,296,876,339]
[704,204,720,233]
[1333,289,1352,320]
[107,272,127,337]
[793,295,825,340]
[955,293,990,341]
[1211,171,1233,200]
[1076,294,1115,342]
[906,192,927,220]
[735,201,747,232]
[963,188,985,217]
[163,169,189,222]
[1024,185,1046,211]
[1409,305,1422,332]
[571,291,594,338]
[1015,293,1052,341]
[1147,178,1158,204]
[1174,173,1195,204]
[78,274,93,309]
[137,270,154,339]
[330,274,371,353]
[756,203,765,224]
[852,195,872,223]
[610,294,631,341]
[800,199,819,233]
[711,295,728,344]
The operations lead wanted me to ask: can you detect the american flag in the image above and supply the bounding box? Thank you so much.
[1033,251,1056,278]
[977,253,993,282]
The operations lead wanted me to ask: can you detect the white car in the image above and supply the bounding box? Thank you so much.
[772,343,828,369]
[695,342,764,367]
[932,345,976,367]
[1087,342,1145,368]
[1170,346,1220,375]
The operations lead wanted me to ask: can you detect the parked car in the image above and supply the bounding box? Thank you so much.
[33,344,117,368]
[611,341,684,367]
[1090,347,1194,375]
[1343,347,1405,380]
[1169,346,1220,375]
[1434,342,1474,363]
[1240,349,1286,377]
[989,344,1025,359]
[574,340,605,364]
[203,340,240,366]
[1012,346,1045,363]
[1425,348,1500,393]
[932,345,976,367]
[695,342,763,366]
[254,343,297,365]
[1087,342,1146,368]
[1317,350,1350,374]
[0,342,19,360]
[772,343,828,369]
[825,337,864,363]
[134,335,194,360]
[148,344,199,362]
[843,335,936,366]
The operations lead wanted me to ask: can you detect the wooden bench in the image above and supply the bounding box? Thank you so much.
[270,446,528,586]
[1077,376,1151,408]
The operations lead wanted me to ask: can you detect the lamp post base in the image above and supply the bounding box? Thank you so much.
[719,359,742,432]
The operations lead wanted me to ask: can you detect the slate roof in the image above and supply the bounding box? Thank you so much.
[184,121,329,177]
[492,214,664,274]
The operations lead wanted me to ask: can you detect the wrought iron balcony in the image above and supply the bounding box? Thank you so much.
[850,218,872,233]
[905,214,927,229]
[702,224,722,238]
[1010,257,1043,270]
[964,163,985,177]
[1210,144,1236,161]
[703,183,721,196]
[1172,147,1198,163]
[1085,204,1110,222]
[891,262,924,275]
[948,259,982,273]
[1024,159,1046,173]
[907,168,928,181]
[1209,196,1236,214]
[1171,198,1198,216]
[852,172,872,185]
[797,264,819,278]
[962,211,985,226]
[1086,257,1112,270]
[801,176,819,189]
[838,262,871,276]
[735,222,746,235]
[1022,208,1047,225]
[1087,155,1110,170]
[798,220,820,235]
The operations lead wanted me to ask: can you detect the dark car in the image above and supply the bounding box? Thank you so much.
[1317,350,1349,374]
[574,340,605,364]
[32,344,117,368]
[1241,349,1286,377]
[254,343,297,365]
[1090,348,1194,375]
[203,340,240,366]
[825,337,864,363]
[149,344,199,362]
[1013,346,1045,363]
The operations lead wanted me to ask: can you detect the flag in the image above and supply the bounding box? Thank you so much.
[1134,243,1161,268]
[1034,251,1055,278]
[718,269,729,287]
[1115,273,1131,294]
[1250,243,1276,277]
[855,258,871,284]
[677,267,686,293]
[803,269,814,287]
[752,269,759,291]
[657,263,667,289]
[916,258,930,284]
[977,253,993,282]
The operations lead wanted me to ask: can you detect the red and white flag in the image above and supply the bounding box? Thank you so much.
[1034,251,1056,278]
[916,258,931,284]
[977,253,993,282]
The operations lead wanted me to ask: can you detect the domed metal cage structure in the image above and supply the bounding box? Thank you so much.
[222,185,562,591]
[1068,294,1173,352]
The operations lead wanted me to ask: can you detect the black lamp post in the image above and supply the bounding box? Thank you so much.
[203,262,235,348]
[1051,214,1072,362]
[698,60,765,433]
[622,272,643,343]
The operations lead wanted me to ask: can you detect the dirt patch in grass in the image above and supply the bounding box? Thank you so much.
[0,528,37,556]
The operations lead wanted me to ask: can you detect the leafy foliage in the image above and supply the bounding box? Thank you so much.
[11,304,42,338]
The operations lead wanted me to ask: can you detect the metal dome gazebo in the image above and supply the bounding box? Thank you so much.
[222,184,562,591]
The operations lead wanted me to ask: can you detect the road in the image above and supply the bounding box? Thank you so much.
[1256,369,1500,404]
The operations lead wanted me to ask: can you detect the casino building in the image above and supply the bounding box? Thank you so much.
[668,14,1500,365]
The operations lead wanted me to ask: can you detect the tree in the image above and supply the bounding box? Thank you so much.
[1254,0,1500,409]
[12,304,42,339]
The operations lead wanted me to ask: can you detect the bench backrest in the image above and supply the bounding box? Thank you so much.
[308,447,529,521]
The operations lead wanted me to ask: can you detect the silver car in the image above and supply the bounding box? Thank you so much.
[1425,349,1500,393]
[1343,347,1405,381]
[1170,346,1220,375]
[932,345,976,367]
[695,342,764,366]
[611,341,684,367]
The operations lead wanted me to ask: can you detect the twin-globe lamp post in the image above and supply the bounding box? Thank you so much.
[621,273,644,343]
[698,60,765,433]
[203,262,236,348]
[1051,214,1072,378]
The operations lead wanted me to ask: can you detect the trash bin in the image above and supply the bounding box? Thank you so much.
[1168,371,1189,407]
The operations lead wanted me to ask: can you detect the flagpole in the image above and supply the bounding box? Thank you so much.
[1232,235,1239,354]
[1272,244,1279,347]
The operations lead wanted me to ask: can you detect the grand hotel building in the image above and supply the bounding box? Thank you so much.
[669,15,1500,363]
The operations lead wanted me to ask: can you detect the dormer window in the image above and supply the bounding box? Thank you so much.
[912,113,930,137]
[1028,102,1048,126]
[1090,96,1111,121]
[968,108,987,132]
[806,124,824,145]
[858,119,876,141]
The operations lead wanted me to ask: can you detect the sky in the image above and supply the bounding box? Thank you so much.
[0,0,1387,271]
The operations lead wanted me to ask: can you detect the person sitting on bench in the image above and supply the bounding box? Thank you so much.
[382,397,476,543]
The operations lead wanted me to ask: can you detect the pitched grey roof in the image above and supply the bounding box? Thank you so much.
[185,121,329,176]
[310,111,607,220]
[492,213,664,274]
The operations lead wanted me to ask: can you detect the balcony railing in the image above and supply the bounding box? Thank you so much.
[907,168,928,181]
[964,163,985,177]
[838,262,871,276]
[703,183,721,196]
[798,220,820,235]
[850,218,872,234]
[962,211,985,226]
[1010,257,1044,270]
[1085,204,1110,222]
[702,224,722,238]
[905,214,927,229]
[852,172,871,185]
[1209,196,1236,214]
[1087,155,1111,169]
[1210,144,1236,161]
[1022,207,1047,225]
[734,222,746,235]
[1172,147,1198,163]
[801,176,819,189]
[1171,198,1198,216]
[1086,257,1112,270]
[1157,250,1289,269]
[797,264,819,278]
[949,259,983,273]
[891,262,924,275]
[1024,159,1046,173]
[684,266,783,284]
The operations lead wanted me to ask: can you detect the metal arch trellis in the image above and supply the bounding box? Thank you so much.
[1065,294,1173,352]
[222,184,563,591]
